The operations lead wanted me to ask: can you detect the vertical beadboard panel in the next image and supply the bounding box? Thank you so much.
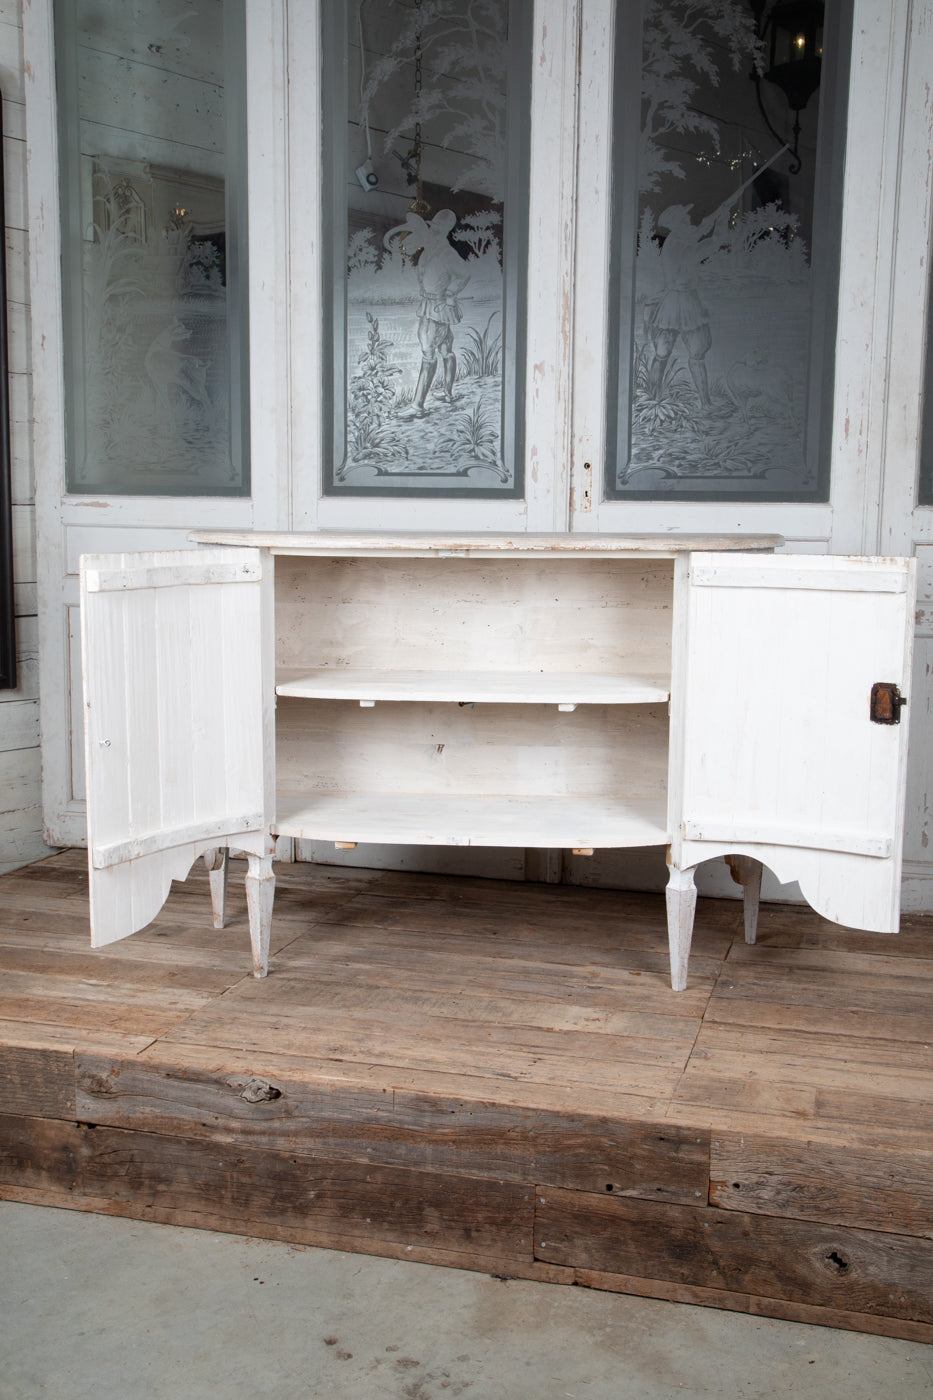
[672,553,916,932]
[81,547,274,946]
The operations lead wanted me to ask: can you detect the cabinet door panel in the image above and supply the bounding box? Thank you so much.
[671,553,916,931]
[80,547,273,946]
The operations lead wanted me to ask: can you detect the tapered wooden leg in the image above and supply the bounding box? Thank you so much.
[203,848,228,929]
[725,854,763,945]
[665,864,697,992]
[245,854,275,978]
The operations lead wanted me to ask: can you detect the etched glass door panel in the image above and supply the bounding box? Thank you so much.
[322,0,530,497]
[55,0,249,495]
[606,0,851,501]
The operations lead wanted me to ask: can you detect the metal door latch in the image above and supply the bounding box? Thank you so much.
[870,682,907,724]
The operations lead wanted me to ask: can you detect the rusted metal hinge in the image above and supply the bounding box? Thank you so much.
[870,682,907,725]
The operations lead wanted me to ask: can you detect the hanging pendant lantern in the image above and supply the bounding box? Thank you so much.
[763,1,824,114]
[750,0,825,174]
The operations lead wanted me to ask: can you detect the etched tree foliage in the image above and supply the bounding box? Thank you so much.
[360,0,509,202]
[640,0,761,193]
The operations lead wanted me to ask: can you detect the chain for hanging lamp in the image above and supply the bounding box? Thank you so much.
[408,0,430,216]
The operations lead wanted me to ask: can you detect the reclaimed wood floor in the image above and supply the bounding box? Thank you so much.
[2,850,933,1342]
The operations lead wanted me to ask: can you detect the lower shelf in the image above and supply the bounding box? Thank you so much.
[274,792,670,850]
[274,668,671,706]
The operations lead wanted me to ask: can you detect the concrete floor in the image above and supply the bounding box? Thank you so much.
[1,1202,931,1399]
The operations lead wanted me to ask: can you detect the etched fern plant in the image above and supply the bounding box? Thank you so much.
[458,311,502,380]
[348,312,403,461]
[437,399,503,471]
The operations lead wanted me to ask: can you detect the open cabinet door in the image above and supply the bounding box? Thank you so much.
[80,547,274,946]
[670,553,916,932]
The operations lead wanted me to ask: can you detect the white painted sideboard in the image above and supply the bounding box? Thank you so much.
[79,533,916,989]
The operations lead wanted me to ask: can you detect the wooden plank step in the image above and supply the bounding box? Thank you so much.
[0,1114,534,1270]
[710,1131,933,1236]
[706,995,933,1045]
[533,1186,933,1326]
[74,1051,709,1203]
[160,1003,693,1100]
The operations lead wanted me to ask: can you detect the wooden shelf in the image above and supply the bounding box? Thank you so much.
[274,792,670,849]
[275,669,671,707]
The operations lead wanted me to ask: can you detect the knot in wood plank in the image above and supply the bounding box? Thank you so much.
[238,1078,283,1105]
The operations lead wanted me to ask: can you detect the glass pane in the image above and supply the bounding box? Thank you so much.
[322,0,530,497]
[55,0,249,496]
[606,0,851,501]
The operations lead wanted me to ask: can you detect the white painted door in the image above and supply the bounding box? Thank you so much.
[286,0,575,536]
[80,547,273,946]
[563,0,933,910]
[671,552,916,930]
[569,0,867,556]
[25,1,287,845]
[27,0,573,850]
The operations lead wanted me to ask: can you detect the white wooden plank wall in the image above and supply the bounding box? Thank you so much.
[276,698,670,802]
[0,1,55,874]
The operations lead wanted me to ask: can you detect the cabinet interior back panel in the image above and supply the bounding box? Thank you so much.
[275,699,669,801]
[274,557,674,681]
